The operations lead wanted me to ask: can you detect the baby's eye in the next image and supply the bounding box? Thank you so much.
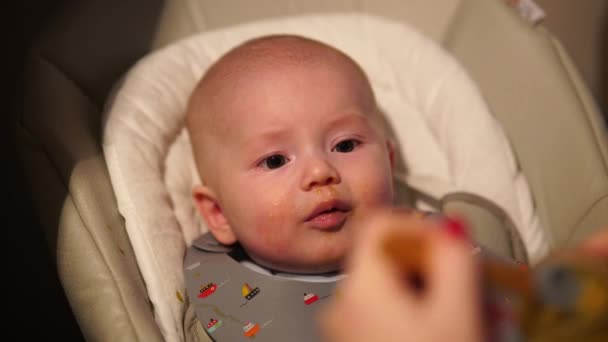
[332,139,360,153]
[261,154,288,170]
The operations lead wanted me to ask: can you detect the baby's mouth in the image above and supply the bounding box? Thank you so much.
[305,200,352,230]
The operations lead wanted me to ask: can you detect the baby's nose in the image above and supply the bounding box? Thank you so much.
[300,158,341,191]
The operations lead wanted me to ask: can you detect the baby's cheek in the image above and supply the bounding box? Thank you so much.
[246,227,292,263]
[250,224,287,247]
[354,174,392,205]
[344,154,393,204]
[251,198,294,253]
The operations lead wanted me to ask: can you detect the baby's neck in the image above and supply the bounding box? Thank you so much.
[230,245,345,283]
[240,259,345,283]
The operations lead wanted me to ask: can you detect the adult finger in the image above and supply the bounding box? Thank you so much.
[428,232,482,341]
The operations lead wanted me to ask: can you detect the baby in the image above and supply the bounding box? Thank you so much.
[183,35,537,341]
[186,34,396,275]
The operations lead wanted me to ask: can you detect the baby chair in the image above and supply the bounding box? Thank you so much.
[18,0,608,341]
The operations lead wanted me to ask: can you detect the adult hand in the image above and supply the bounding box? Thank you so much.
[319,209,483,342]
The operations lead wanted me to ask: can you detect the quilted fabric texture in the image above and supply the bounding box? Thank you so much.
[102,13,548,341]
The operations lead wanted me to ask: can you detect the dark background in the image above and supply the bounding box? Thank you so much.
[7,1,84,340]
[5,1,607,340]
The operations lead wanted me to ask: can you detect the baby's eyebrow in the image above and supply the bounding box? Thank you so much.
[255,128,288,141]
[326,112,372,130]
[242,128,289,150]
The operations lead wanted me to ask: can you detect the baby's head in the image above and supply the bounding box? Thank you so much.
[186,35,395,273]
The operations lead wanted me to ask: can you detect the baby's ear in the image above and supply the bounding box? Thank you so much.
[192,185,237,245]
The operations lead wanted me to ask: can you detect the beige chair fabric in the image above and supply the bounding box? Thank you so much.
[444,0,608,247]
[18,0,608,340]
[19,1,167,340]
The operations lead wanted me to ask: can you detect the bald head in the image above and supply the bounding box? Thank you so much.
[186,35,378,186]
[191,35,370,100]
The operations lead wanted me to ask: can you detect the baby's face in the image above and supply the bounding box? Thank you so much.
[197,60,394,273]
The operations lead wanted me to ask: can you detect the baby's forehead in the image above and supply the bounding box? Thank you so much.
[202,36,367,90]
[217,35,343,69]
[187,35,376,137]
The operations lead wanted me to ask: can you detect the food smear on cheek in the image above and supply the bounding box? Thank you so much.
[267,190,287,220]
[259,191,293,253]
